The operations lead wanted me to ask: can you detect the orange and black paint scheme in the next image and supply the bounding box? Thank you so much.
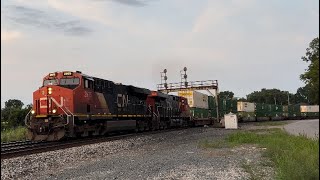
[26,71,192,141]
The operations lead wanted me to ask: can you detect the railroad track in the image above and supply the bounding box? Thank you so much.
[1,127,189,160]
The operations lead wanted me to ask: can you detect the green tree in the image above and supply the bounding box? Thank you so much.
[300,37,319,104]
[219,91,234,99]
[246,88,294,105]
[237,97,247,101]
[5,99,24,109]
[294,85,311,104]
[1,99,32,130]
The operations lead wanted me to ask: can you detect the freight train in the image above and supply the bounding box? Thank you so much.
[25,71,192,141]
[25,71,319,141]
[179,95,319,122]
[237,102,319,121]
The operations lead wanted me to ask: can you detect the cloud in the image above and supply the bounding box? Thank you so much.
[3,5,92,36]
[46,0,176,38]
[192,0,256,34]
[110,0,147,7]
[1,30,21,42]
[47,0,117,28]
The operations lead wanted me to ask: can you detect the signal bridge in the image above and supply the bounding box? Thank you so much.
[157,80,218,93]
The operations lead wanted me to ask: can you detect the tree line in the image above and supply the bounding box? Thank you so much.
[1,99,32,131]
[219,87,312,105]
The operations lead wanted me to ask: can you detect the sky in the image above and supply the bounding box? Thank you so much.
[1,0,319,107]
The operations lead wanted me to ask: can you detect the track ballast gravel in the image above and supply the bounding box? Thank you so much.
[1,126,275,180]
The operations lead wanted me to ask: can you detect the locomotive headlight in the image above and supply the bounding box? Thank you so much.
[52,109,57,113]
[48,87,52,95]
[31,110,35,114]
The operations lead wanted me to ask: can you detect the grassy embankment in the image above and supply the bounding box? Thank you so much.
[199,128,319,180]
[1,126,27,142]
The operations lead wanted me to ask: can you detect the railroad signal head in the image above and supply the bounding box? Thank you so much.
[183,67,187,71]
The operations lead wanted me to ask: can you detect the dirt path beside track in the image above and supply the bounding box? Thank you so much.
[284,119,319,139]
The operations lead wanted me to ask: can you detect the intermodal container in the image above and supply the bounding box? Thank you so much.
[288,104,301,119]
[300,105,319,113]
[237,102,255,112]
[178,91,208,109]
[190,107,212,119]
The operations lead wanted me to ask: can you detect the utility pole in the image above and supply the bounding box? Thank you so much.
[287,91,290,105]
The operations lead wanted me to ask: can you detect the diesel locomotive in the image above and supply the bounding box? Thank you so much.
[25,71,192,141]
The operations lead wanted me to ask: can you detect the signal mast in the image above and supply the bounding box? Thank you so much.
[157,67,220,121]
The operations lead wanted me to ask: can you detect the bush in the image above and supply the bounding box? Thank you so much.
[1,126,27,142]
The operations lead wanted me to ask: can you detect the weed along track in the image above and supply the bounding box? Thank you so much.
[200,126,319,180]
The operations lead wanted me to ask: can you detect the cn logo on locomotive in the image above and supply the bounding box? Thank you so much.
[117,94,128,107]
[39,97,64,108]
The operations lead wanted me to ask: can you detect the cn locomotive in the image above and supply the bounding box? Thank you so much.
[25,71,192,141]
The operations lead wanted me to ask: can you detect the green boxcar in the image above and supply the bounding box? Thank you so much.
[208,96,215,109]
[207,96,237,120]
[270,105,284,120]
[282,105,289,119]
[288,104,301,119]
[270,111,284,120]
[301,112,319,119]
[256,103,266,116]
[238,111,256,121]
[255,103,270,121]
[268,104,281,112]
[190,107,212,119]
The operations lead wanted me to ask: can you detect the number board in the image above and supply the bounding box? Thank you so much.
[63,72,73,76]
[49,73,56,77]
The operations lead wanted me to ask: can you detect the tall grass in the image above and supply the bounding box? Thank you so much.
[1,126,27,142]
[227,129,319,180]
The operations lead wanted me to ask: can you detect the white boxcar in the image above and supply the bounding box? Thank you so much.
[237,102,255,112]
[178,91,208,109]
[300,105,319,113]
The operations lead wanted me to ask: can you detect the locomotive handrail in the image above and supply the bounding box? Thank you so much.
[24,108,33,128]
[50,97,72,127]
[156,106,161,118]
[64,106,75,128]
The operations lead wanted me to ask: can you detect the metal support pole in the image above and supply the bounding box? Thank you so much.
[216,88,219,121]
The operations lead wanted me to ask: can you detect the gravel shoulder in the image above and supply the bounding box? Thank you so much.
[1,125,276,180]
[284,119,319,139]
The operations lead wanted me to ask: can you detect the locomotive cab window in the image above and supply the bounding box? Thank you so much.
[59,78,80,89]
[43,79,58,86]
[84,79,94,89]
[60,78,80,85]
